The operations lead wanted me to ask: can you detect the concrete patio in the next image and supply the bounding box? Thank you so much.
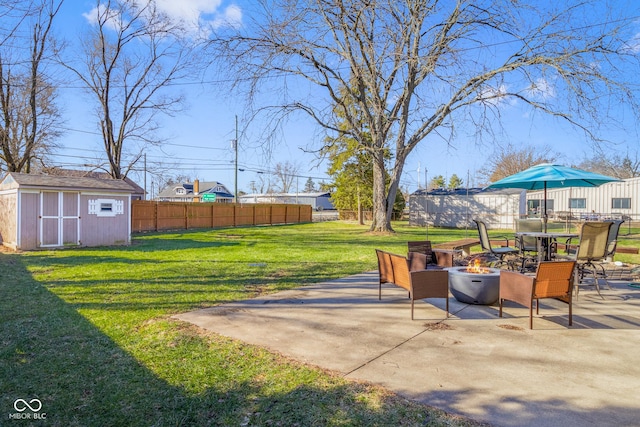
[175,271,640,427]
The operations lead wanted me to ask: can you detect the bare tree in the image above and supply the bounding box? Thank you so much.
[0,0,63,173]
[479,143,558,185]
[210,0,639,232]
[0,1,28,48]
[577,149,640,179]
[64,0,199,179]
[273,161,300,193]
[256,173,273,193]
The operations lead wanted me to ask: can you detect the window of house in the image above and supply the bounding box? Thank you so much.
[569,198,586,209]
[527,199,554,216]
[175,187,186,195]
[612,198,631,209]
[100,202,113,212]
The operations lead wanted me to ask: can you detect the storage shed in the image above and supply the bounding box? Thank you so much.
[0,172,134,250]
[409,187,525,229]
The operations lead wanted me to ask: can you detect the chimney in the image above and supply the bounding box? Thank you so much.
[194,179,199,195]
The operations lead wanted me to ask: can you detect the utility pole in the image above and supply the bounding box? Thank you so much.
[143,153,147,200]
[234,115,238,204]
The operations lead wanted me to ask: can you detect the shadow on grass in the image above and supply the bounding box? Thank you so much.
[0,252,481,426]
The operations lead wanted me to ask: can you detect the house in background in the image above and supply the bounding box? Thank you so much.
[43,167,145,200]
[410,177,640,230]
[524,176,639,221]
[238,192,335,211]
[156,180,234,203]
[0,172,134,250]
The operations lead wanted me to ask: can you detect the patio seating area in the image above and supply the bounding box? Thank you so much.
[176,269,640,427]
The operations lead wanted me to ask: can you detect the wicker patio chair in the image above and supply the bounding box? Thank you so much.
[407,241,452,269]
[499,261,576,329]
[375,249,449,320]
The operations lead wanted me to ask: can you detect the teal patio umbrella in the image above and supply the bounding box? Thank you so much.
[485,163,620,231]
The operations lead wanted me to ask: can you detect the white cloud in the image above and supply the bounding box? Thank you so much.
[622,32,640,53]
[82,5,123,31]
[478,84,514,107]
[155,0,242,36]
[84,1,242,37]
[527,77,556,100]
[213,5,242,29]
[155,0,219,29]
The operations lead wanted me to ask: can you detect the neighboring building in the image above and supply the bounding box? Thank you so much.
[525,176,640,221]
[0,172,134,250]
[156,180,234,203]
[43,167,145,200]
[238,192,335,211]
[410,177,640,230]
[409,187,525,229]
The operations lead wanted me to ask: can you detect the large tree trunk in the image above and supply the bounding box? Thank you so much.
[370,153,392,232]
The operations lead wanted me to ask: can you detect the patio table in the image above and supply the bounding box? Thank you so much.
[515,231,578,262]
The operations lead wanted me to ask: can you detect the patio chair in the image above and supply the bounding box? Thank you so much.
[375,249,449,320]
[604,219,624,261]
[407,241,452,269]
[473,219,519,268]
[561,221,613,299]
[499,261,576,329]
[514,218,543,271]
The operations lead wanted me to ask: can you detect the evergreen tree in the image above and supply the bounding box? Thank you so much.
[304,177,315,192]
[448,174,464,189]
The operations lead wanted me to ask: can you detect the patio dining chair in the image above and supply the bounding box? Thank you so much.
[561,221,612,299]
[514,218,543,271]
[499,261,576,329]
[604,219,624,261]
[473,219,519,269]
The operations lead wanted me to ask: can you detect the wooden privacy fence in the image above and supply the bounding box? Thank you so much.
[131,201,312,233]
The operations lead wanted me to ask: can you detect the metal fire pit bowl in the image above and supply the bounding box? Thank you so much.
[447,266,501,305]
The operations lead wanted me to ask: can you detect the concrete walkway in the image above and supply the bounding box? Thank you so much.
[174,272,640,427]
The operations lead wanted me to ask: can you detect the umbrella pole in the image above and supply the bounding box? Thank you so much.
[543,183,548,233]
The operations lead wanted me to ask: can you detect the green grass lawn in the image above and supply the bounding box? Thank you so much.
[2,221,638,426]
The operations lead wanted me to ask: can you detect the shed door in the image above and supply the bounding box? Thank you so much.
[40,192,80,247]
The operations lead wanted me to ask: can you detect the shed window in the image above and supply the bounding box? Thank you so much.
[569,198,586,209]
[88,198,124,217]
[612,198,631,209]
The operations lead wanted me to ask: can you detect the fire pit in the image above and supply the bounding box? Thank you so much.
[447,260,501,305]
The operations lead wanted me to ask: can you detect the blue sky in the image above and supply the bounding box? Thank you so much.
[49,1,640,196]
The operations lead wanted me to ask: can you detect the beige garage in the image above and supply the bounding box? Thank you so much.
[0,172,134,250]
